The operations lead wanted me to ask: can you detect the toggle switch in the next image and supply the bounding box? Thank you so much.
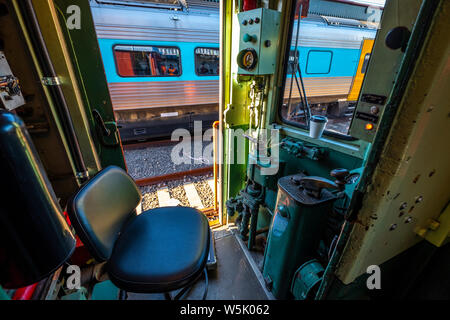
[243,33,256,43]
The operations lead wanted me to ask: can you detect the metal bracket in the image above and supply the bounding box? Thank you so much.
[75,170,90,183]
[281,137,327,161]
[41,77,62,86]
[417,204,450,247]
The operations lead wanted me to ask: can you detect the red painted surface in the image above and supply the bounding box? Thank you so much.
[63,211,92,265]
[243,0,257,11]
[12,283,37,300]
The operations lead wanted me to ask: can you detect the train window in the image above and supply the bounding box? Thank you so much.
[195,48,219,76]
[279,0,384,137]
[114,45,182,77]
[306,50,332,74]
[361,53,371,74]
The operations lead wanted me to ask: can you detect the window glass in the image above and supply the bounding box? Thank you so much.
[114,45,181,77]
[280,1,384,137]
[195,48,219,76]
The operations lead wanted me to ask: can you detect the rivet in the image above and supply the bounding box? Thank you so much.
[389,224,397,231]
[429,219,440,231]
[399,202,407,210]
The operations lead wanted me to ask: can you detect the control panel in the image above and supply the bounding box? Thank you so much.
[237,8,281,75]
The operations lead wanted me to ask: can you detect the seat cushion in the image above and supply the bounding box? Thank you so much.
[107,206,210,293]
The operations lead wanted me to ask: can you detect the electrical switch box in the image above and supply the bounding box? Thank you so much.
[237,8,281,75]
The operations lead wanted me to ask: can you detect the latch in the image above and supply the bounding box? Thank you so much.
[92,109,120,147]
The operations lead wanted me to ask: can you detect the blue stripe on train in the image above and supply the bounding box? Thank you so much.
[287,46,360,79]
[98,38,220,83]
[98,38,361,83]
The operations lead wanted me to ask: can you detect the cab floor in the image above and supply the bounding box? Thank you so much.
[92,227,271,300]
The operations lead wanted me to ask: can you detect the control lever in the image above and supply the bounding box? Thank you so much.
[292,175,339,199]
[330,168,350,190]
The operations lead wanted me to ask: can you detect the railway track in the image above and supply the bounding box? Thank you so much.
[138,173,218,223]
[122,138,219,223]
[122,138,174,151]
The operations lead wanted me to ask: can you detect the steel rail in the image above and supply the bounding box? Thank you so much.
[134,166,213,187]
[122,138,175,151]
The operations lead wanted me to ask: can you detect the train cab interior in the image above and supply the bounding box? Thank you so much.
[0,0,449,302]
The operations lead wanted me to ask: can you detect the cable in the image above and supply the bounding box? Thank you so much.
[202,268,209,300]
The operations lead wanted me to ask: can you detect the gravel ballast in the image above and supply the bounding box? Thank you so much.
[124,138,213,180]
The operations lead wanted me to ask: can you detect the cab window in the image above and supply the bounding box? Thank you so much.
[280,1,384,137]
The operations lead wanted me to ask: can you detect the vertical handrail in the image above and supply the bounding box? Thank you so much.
[212,121,220,211]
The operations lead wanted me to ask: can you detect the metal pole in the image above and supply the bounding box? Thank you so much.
[286,5,302,116]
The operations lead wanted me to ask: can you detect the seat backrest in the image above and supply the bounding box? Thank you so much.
[67,166,142,262]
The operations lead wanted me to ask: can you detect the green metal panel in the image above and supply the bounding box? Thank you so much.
[221,0,252,218]
[30,0,102,175]
[0,286,10,300]
[263,175,336,299]
[52,0,126,170]
[91,280,120,300]
[336,0,449,285]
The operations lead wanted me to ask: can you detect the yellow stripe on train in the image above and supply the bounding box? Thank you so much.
[347,39,375,102]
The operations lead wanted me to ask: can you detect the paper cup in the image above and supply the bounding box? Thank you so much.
[309,115,328,139]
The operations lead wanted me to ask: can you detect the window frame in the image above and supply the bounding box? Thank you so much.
[113,44,183,78]
[194,46,220,77]
[276,10,356,141]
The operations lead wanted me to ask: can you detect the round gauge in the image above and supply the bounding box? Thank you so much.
[237,48,258,71]
[243,51,255,68]
[346,173,360,184]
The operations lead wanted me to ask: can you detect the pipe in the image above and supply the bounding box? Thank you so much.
[19,0,89,183]
[286,5,302,115]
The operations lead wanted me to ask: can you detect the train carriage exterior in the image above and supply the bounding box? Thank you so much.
[91,0,376,140]
[91,0,221,141]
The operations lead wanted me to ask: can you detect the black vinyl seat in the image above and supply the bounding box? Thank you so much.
[108,207,210,293]
[67,166,210,297]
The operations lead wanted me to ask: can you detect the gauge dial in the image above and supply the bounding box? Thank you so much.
[237,48,258,71]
